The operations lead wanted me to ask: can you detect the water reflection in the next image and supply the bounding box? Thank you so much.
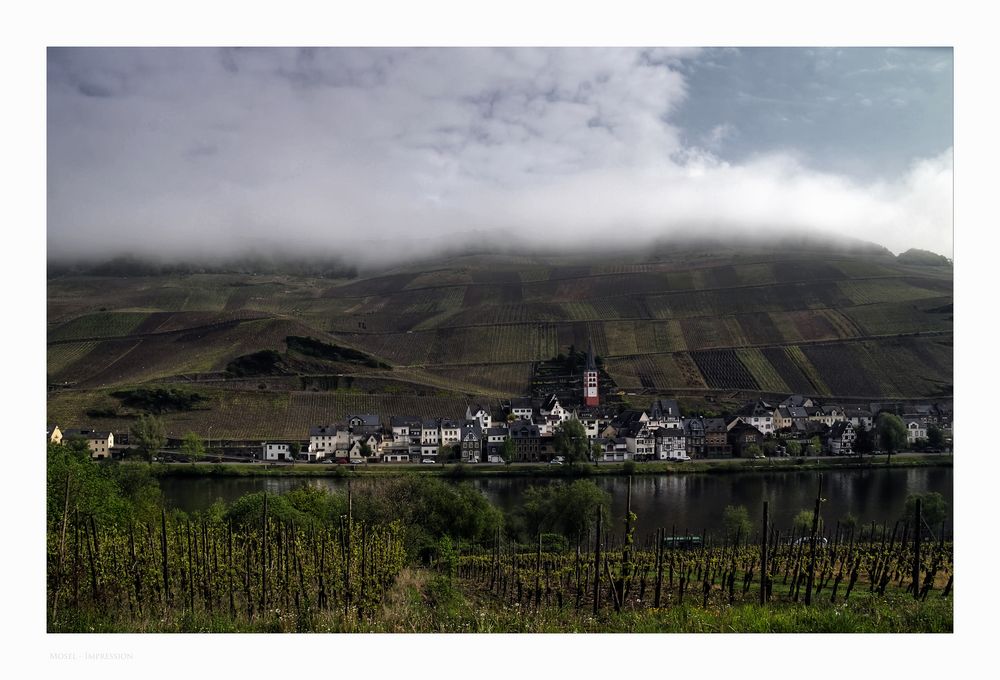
[158,467,952,538]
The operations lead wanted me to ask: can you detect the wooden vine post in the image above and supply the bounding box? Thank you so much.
[912,497,921,599]
[805,474,823,605]
[592,506,602,615]
[760,500,768,604]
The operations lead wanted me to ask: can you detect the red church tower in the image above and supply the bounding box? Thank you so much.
[583,338,599,407]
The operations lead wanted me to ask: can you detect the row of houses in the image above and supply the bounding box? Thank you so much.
[283,394,952,463]
[48,394,953,462]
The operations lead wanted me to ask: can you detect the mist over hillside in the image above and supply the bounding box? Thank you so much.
[47,229,906,279]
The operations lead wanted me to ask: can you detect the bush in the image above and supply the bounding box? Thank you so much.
[111,387,207,414]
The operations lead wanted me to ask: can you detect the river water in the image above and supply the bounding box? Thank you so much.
[158,466,952,538]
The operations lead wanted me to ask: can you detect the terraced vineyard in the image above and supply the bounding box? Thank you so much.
[48,241,952,435]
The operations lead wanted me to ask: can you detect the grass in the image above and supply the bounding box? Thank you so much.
[146,454,952,479]
[50,568,951,633]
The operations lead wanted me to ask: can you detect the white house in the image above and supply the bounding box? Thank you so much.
[596,437,630,462]
[540,395,570,423]
[738,400,776,435]
[466,405,492,430]
[308,425,339,459]
[63,429,115,459]
[421,419,440,446]
[844,407,874,431]
[648,399,682,429]
[624,423,655,458]
[905,420,927,445]
[654,428,687,460]
[439,419,462,446]
[263,442,293,461]
[508,398,534,422]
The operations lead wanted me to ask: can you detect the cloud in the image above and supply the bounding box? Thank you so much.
[47,47,953,265]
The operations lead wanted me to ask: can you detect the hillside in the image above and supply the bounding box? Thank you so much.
[47,240,953,438]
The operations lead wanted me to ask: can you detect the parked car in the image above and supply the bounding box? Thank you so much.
[549,460,563,465]
[421,458,436,464]
[349,458,365,465]
[667,454,691,462]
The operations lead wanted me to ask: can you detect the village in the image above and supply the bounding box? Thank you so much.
[49,348,953,465]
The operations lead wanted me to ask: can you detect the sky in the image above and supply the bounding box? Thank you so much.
[47,47,953,263]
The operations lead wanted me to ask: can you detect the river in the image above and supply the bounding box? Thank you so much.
[157,466,952,538]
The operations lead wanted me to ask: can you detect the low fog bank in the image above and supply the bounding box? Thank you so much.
[46,228,919,280]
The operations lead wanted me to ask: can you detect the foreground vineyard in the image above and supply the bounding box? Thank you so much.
[451,524,952,619]
[47,506,406,632]
[45,439,952,632]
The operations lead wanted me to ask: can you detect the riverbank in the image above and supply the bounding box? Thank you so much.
[147,453,952,479]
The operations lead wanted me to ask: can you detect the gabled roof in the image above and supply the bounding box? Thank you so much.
[461,423,483,440]
[842,407,872,420]
[508,397,534,410]
[623,422,650,438]
[614,409,648,427]
[738,400,775,418]
[780,394,811,408]
[649,398,681,419]
[309,425,338,437]
[509,419,540,438]
[793,420,829,435]
[727,421,763,436]
[348,414,380,427]
[486,426,508,437]
[390,415,419,428]
[829,421,853,438]
[439,418,461,429]
[655,427,685,439]
[421,419,439,429]
[63,429,113,440]
[702,418,728,432]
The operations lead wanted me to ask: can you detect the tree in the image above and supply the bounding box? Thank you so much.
[180,432,205,464]
[133,414,166,464]
[785,440,802,457]
[500,438,516,466]
[289,441,301,458]
[518,480,610,542]
[903,492,949,536]
[927,425,945,450]
[877,413,907,464]
[721,505,752,542]
[855,424,875,455]
[807,436,822,456]
[793,509,822,534]
[744,443,763,459]
[553,418,589,466]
